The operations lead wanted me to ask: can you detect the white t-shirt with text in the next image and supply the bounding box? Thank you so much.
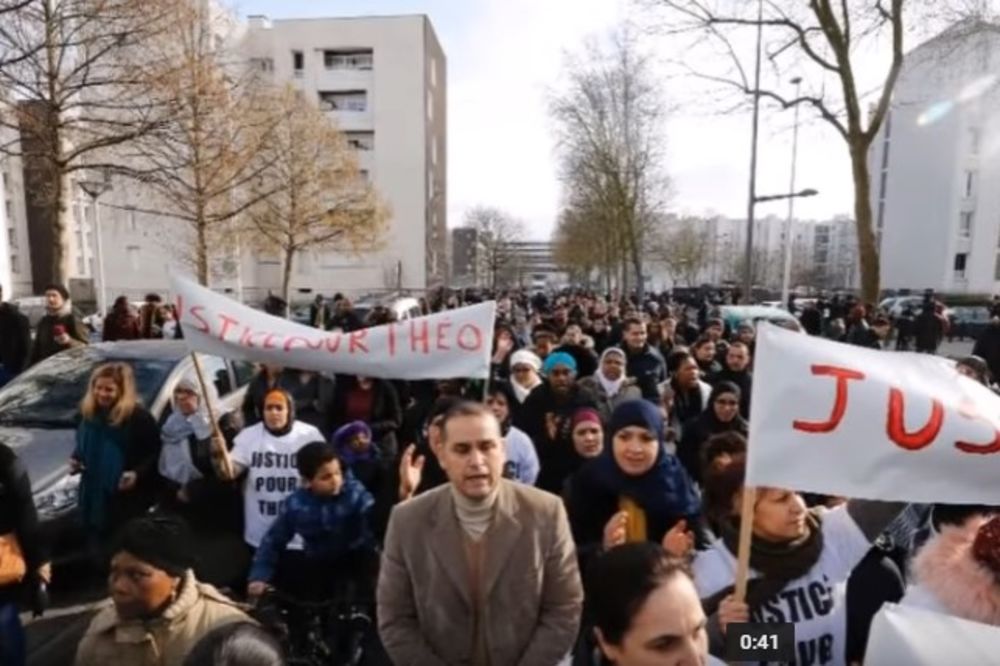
[231,420,323,548]
[693,506,870,666]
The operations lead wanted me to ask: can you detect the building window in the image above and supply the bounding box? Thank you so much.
[323,49,373,70]
[292,50,304,73]
[960,211,973,237]
[431,138,438,166]
[128,209,137,232]
[994,252,1000,281]
[429,55,437,88]
[879,171,888,197]
[7,227,16,250]
[426,94,433,121]
[318,90,367,112]
[76,255,85,274]
[251,57,273,73]
[344,131,374,151]
[970,128,980,156]
[954,252,967,279]
[9,254,18,274]
[876,199,885,231]
[4,199,12,221]
[965,170,975,197]
[126,245,141,271]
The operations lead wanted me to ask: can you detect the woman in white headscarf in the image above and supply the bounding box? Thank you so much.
[158,377,240,532]
[578,347,643,423]
[509,349,543,405]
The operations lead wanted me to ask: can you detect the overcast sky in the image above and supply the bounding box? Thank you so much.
[236,0,859,239]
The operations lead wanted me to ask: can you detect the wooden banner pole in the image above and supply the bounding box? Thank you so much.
[189,352,234,480]
[733,486,757,602]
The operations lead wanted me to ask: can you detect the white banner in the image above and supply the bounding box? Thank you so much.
[866,603,1000,665]
[747,323,1000,504]
[169,274,496,380]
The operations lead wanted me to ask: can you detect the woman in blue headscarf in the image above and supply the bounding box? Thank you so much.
[564,399,703,571]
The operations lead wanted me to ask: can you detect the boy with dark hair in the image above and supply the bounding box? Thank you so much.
[247,441,375,599]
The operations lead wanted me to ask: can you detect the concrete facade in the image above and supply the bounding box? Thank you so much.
[239,14,447,299]
[872,21,1000,294]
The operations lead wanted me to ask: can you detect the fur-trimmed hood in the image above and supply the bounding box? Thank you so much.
[911,516,1000,626]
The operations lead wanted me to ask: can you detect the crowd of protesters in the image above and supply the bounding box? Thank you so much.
[0,283,998,666]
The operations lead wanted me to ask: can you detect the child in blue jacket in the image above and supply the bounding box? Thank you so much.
[247,441,375,599]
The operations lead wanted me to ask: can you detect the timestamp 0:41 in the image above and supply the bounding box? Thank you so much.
[724,622,796,662]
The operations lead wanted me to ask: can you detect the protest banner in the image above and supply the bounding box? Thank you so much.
[746,322,1000,504]
[866,603,1000,665]
[169,273,496,380]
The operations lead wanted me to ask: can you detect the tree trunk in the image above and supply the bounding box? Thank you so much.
[53,166,72,284]
[850,143,880,304]
[281,246,294,318]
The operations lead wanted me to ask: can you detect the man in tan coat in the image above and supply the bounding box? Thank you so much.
[378,402,583,666]
[75,515,249,666]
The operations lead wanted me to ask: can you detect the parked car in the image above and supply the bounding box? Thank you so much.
[718,305,801,332]
[949,305,991,341]
[352,296,423,324]
[0,341,252,564]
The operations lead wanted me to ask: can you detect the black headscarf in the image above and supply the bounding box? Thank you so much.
[590,400,700,522]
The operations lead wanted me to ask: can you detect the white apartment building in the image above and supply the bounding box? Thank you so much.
[237,14,447,300]
[872,20,1000,294]
[4,9,446,307]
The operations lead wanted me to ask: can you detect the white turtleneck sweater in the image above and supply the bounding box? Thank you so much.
[451,485,499,541]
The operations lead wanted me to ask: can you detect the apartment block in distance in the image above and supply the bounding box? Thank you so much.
[241,14,447,295]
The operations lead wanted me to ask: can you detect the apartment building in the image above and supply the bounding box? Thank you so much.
[239,14,447,298]
[871,20,1000,294]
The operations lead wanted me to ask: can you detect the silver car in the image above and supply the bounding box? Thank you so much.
[0,341,253,563]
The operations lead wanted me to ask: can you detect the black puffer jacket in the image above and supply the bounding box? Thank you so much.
[623,344,667,401]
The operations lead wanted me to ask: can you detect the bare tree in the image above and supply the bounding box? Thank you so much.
[463,205,524,290]
[550,28,670,302]
[0,0,176,283]
[122,0,281,285]
[651,215,712,287]
[649,0,993,303]
[248,86,389,312]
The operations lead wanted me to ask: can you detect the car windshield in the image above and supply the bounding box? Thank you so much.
[0,349,175,428]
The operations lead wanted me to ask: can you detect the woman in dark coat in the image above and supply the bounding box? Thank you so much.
[678,381,749,485]
[564,400,703,574]
[71,362,162,563]
[330,375,402,463]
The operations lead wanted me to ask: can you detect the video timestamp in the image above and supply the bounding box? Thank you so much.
[724,622,795,662]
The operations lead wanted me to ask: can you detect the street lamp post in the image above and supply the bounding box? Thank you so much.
[780,76,804,309]
[78,169,112,316]
[742,0,765,304]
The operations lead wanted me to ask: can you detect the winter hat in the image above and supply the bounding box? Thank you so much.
[572,407,602,431]
[972,515,1000,580]
[44,283,69,301]
[332,421,372,448]
[113,514,195,577]
[542,351,578,376]
[510,349,542,373]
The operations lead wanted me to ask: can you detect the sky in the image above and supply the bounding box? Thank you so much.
[235,0,859,239]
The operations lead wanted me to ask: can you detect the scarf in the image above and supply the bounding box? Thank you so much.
[512,375,541,404]
[590,401,701,526]
[159,411,212,485]
[451,485,498,541]
[75,413,127,531]
[596,348,627,398]
[703,510,824,616]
